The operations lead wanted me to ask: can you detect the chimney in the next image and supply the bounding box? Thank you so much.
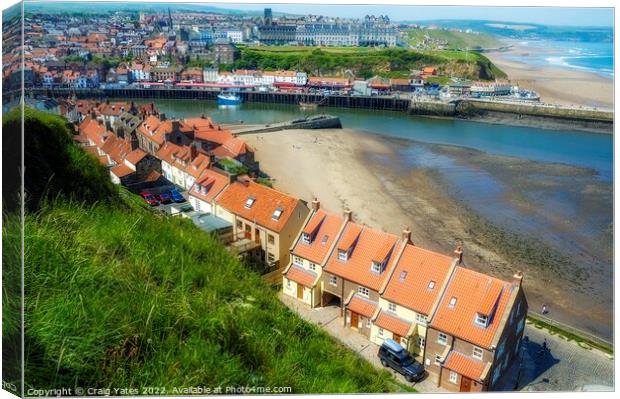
[454,245,463,264]
[311,198,320,212]
[90,109,96,119]
[130,131,139,150]
[512,271,524,287]
[238,175,251,187]
[344,208,352,222]
[401,227,412,243]
[189,144,198,160]
[171,120,180,132]
[159,113,167,121]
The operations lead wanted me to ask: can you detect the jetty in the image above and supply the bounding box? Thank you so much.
[229,114,342,135]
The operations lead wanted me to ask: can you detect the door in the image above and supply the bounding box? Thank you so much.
[255,228,260,244]
[297,284,304,300]
[350,312,359,329]
[393,334,401,344]
[460,376,472,392]
[244,224,251,239]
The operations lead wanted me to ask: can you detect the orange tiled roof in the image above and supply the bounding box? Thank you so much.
[382,244,454,315]
[430,267,515,349]
[285,265,317,287]
[443,351,486,382]
[110,164,134,178]
[124,149,147,165]
[194,128,233,145]
[347,294,377,318]
[325,224,400,291]
[293,210,345,264]
[374,310,412,337]
[215,180,302,233]
[185,153,211,178]
[337,223,363,251]
[189,169,230,204]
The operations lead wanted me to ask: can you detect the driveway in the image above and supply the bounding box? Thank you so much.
[279,293,614,393]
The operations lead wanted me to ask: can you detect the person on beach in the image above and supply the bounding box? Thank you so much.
[542,304,548,315]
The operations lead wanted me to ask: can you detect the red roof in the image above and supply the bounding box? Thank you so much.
[189,169,230,204]
[285,265,317,288]
[347,294,377,318]
[374,310,412,337]
[110,164,134,178]
[293,210,345,264]
[443,351,486,382]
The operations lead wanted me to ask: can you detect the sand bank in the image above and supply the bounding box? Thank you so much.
[244,129,612,340]
[486,46,613,110]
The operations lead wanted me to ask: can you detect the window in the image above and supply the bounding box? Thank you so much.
[286,279,291,288]
[272,207,283,220]
[449,371,458,384]
[244,197,255,208]
[309,263,317,271]
[448,297,457,309]
[473,346,484,360]
[267,252,275,263]
[371,261,382,273]
[399,271,408,281]
[437,333,448,345]
[236,220,243,229]
[302,233,311,244]
[268,234,275,245]
[338,249,348,261]
[293,256,303,266]
[434,354,442,365]
[475,313,488,327]
[388,302,397,312]
[321,235,329,245]
[329,276,337,286]
[367,318,372,327]
[378,328,384,336]
[358,286,370,298]
[428,280,436,290]
[516,318,525,335]
[416,314,427,324]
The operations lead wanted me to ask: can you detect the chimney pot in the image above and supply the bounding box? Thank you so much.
[344,208,352,222]
[311,198,320,212]
[513,271,524,287]
[454,245,463,264]
[402,227,412,243]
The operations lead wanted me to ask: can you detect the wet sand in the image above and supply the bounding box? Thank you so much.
[244,128,613,340]
[486,46,613,110]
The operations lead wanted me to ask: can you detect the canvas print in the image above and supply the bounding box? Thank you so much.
[1,0,614,396]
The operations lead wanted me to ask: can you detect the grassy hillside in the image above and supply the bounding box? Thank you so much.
[407,28,502,50]
[3,108,405,393]
[231,45,505,80]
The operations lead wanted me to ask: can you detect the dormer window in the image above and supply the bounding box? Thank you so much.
[302,232,311,244]
[244,197,255,209]
[475,313,489,327]
[371,261,381,273]
[399,271,408,281]
[321,235,328,246]
[428,280,436,290]
[338,249,348,262]
[448,297,457,309]
[272,207,283,220]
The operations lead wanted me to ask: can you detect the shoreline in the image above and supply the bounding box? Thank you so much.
[243,128,612,340]
[486,45,614,110]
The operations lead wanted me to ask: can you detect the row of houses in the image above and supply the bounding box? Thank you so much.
[282,203,528,392]
[68,101,527,392]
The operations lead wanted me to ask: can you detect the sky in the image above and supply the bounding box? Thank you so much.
[225,4,614,26]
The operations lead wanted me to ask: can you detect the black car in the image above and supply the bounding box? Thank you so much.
[378,339,425,383]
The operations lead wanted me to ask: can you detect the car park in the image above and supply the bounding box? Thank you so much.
[378,339,425,383]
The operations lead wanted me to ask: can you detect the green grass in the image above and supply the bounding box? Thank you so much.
[3,107,405,393]
[407,28,502,50]
[232,45,504,81]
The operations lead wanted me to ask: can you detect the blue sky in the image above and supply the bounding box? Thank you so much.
[221,4,614,27]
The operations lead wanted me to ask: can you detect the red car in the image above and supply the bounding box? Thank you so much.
[140,191,160,206]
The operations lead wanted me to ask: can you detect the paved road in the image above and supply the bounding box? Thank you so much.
[519,322,614,392]
[279,293,614,393]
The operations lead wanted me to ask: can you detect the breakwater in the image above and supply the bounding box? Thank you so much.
[14,87,613,130]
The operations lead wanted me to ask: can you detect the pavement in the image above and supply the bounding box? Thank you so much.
[279,293,446,393]
[279,293,614,393]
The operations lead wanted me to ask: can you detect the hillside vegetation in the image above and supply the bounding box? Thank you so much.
[407,28,502,50]
[2,108,405,393]
[231,45,505,80]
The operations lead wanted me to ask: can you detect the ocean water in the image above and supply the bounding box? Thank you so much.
[509,39,614,78]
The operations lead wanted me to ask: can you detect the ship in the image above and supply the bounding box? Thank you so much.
[217,93,243,105]
[299,101,319,109]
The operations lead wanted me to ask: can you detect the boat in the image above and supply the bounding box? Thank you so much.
[217,93,243,105]
[299,101,319,109]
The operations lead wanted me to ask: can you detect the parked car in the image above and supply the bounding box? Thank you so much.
[168,188,185,203]
[140,191,160,206]
[157,192,172,204]
[378,339,425,383]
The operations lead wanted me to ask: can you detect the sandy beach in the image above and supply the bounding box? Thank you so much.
[486,46,614,110]
[244,128,612,339]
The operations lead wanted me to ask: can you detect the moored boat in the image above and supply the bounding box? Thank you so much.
[217,93,243,105]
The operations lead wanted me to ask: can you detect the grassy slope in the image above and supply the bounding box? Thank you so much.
[3,108,404,393]
[407,28,502,50]
[233,45,505,80]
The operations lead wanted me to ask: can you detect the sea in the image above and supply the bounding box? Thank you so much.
[506,39,614,79]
